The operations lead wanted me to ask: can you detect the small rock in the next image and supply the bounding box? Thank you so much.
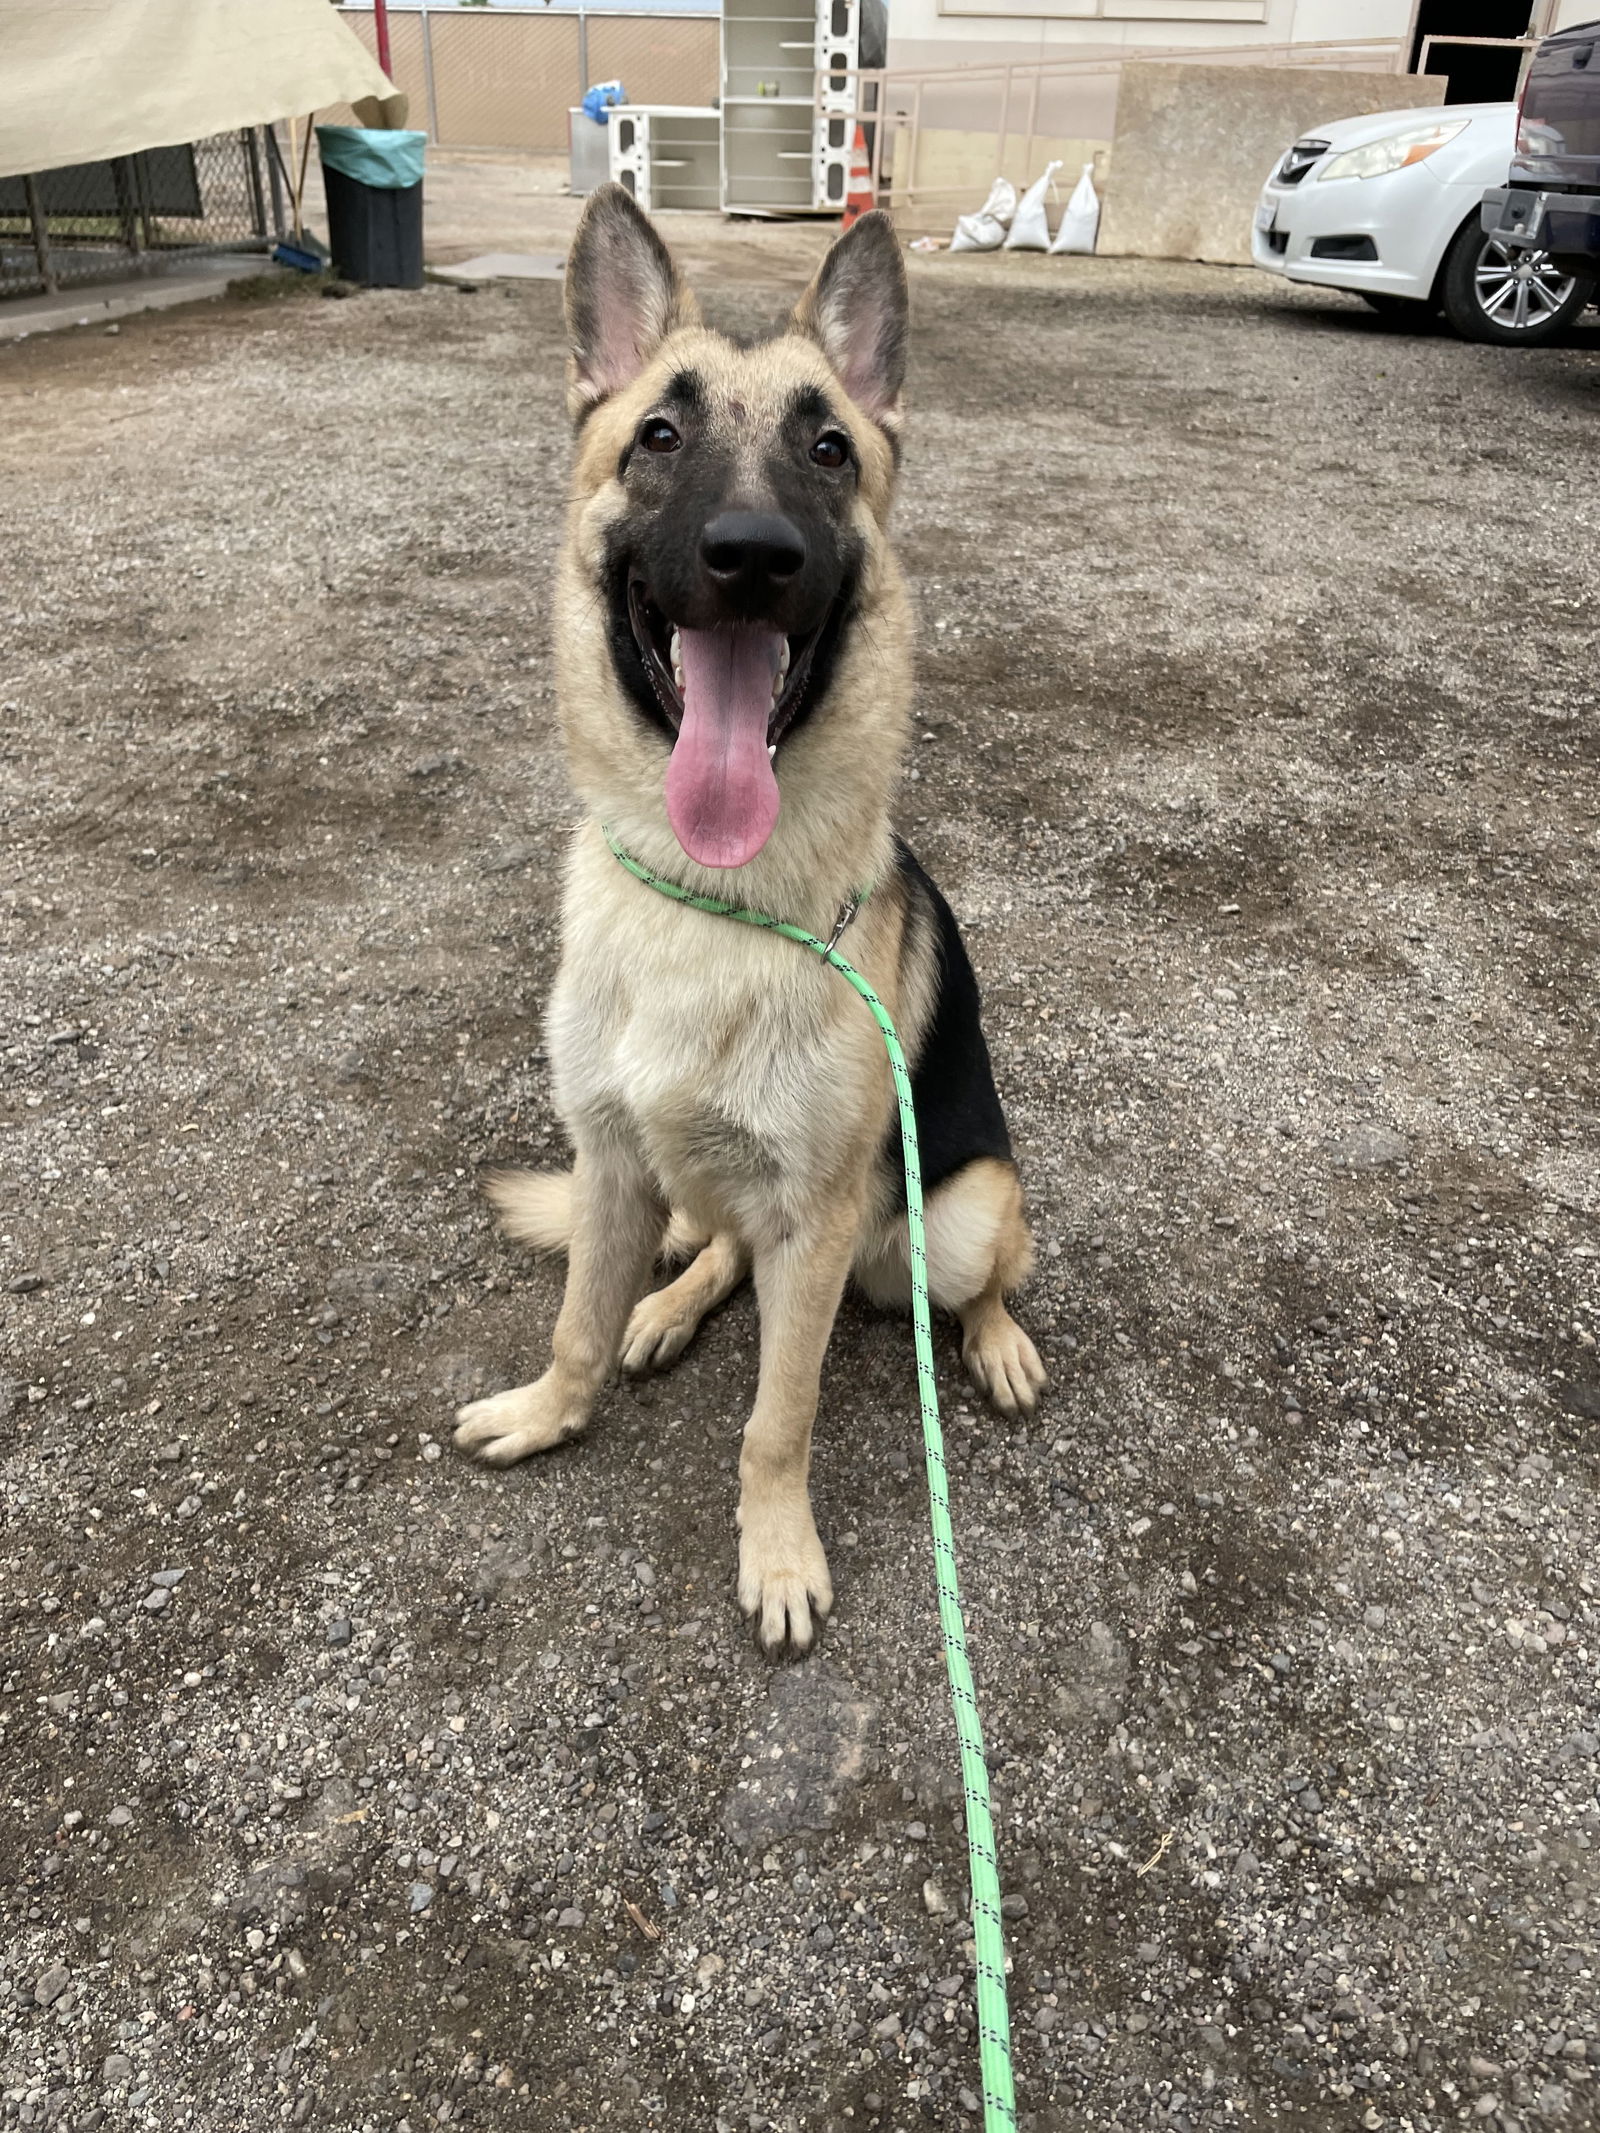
[107,1806,134,1827]
[101,2054,134,2085]
[150,1566,186,1588]
[557,1906,586,1928]
[326,1618,353,1648]
[408,1882,434,1914]
[923,1879,952,1917]
[141,1587,171,1614]
[34,1964,71,2005]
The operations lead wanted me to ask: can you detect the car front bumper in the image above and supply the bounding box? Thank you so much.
[1250,162,1451,300]
[1481,185,1600,278]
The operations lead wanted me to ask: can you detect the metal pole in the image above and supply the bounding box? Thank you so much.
[112,156,145,262]
[1022,67,1040,186]
[374,0,393,76]
[265,121,287,237]
[22,173,55,293]
[997,64,1012,182]
[243,126,268,239]
[578,2,589,104]
[868,73,886,197]
[420,1,440,141]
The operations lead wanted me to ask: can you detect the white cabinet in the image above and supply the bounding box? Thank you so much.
[721,0,860,215]
[608,106,722,214]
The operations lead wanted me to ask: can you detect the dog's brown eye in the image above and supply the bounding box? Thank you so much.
[810,431,849,469]
[640,419,681,454]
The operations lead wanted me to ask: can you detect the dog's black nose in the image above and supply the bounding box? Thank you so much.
[700,511,806,592]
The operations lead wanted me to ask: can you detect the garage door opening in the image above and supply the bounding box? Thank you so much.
[1410,1,1533,105]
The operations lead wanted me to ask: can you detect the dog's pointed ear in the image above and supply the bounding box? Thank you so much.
[564,183,700,421]
[790,210,908,429]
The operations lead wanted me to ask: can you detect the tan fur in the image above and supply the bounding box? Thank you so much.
[455,192,1044,1652]
[621,1230,748,1373]
[483,1167,574,1255]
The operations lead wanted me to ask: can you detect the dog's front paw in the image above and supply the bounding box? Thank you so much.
[737,1500,832,1656]
[454,1375,587,1466]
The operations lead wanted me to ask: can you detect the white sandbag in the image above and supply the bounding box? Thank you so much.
[1050,160,1101,255]
[949,175,1017,253]
[1004,161,1061,251]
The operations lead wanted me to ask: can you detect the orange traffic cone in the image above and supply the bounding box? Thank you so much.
[841,126,875,228]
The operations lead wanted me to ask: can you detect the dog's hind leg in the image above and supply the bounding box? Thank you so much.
[857,1157,1046,1417]
[937,1160,1047,1417]
[456,1143,665,1465]
[956,1268,1046,1417]
[621,1231,749,1374]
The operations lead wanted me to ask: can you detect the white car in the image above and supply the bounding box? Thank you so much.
[1252,101,1595,344]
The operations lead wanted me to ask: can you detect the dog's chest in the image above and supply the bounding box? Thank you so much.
[550,913,860,1192]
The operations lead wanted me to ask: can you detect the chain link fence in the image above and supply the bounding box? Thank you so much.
[0,129,284,301]
[333,4,718,155]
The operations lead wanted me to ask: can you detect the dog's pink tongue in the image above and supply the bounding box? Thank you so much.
[664,626,782,868]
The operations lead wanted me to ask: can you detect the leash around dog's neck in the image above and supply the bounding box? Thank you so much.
[603,826,1018,2133]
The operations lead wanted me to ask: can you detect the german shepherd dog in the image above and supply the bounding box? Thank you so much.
[455,185,1044,1652]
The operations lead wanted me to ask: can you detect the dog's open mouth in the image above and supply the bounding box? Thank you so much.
[627,576,827,870]
[627,578,825,751]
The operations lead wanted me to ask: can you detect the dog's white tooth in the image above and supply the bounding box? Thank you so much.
[768,743,777,760]
[669,626,681,665]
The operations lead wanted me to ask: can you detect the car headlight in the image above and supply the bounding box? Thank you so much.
[1315,118,1469,182]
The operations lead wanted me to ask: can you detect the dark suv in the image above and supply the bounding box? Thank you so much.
[1483,16,1600,278]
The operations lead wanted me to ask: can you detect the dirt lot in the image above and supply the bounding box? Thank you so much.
[3,232,1598,2133]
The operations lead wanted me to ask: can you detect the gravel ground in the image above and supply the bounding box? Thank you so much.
[2,248,1598,2133]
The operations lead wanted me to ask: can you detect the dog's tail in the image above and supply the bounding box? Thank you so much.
[483,1165,708,1264]
[484,1167,576,1254]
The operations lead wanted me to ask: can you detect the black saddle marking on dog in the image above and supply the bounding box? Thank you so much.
[888,839,1013,1202]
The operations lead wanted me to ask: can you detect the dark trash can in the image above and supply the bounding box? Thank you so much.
[315,126,426,289]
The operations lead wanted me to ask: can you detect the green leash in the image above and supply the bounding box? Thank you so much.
[604,828,1017,2132]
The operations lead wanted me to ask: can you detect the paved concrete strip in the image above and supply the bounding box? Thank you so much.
[0,256,269,342]
[427,250,567,283]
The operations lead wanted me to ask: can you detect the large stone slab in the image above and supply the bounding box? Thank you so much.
[721,1661,878,1848]
[1099,62,1447,266]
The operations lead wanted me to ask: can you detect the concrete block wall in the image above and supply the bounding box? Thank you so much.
[1097,61,1448,266]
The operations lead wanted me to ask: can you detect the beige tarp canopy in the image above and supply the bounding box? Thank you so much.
[0,0,396,180]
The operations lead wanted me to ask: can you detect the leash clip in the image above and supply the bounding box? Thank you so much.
[825,891,861,955]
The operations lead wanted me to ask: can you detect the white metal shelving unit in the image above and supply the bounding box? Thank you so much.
[608,106,722,214]
[720,0,860,216]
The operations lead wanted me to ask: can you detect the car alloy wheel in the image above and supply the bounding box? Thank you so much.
[1471,236,1578,332]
